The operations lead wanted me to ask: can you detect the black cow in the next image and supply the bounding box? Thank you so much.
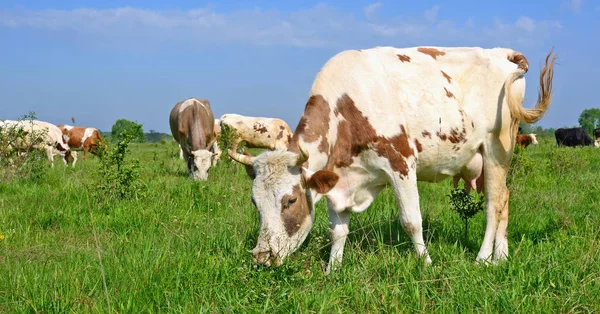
[555,127,594,147]
[594,128,600,140]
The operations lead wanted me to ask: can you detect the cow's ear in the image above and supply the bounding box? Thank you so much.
[304,169,339,194]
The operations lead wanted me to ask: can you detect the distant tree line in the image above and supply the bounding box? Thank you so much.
[99,119,173,143]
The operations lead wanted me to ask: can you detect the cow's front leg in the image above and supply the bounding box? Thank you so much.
[391,172,432,264]
[325,202,350,275]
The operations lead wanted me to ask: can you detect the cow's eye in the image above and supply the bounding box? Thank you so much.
[288,197,297,205]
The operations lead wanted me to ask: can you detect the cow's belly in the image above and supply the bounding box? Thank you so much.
[415,138,483,183]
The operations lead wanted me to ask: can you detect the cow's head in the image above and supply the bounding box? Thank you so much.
[188,149,215,181]
[529,134,539,145]
[228,147,338,266]
[595,138,600,148]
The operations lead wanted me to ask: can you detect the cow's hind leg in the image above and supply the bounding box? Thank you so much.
[390,171,431,263]
[477,151,511,263]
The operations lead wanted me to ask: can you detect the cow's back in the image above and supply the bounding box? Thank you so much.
[292,46,515,181]
[170,98,215,151]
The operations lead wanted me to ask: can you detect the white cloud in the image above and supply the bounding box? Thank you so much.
[0,5,562,50]
[424,5,441,23]
[562,0,583,13]
[363,2,382,21]
[515,16,535,32]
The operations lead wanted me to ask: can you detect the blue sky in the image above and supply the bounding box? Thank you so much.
[1,0,599,133]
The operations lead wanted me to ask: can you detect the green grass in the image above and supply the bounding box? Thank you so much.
[1,138,599,313]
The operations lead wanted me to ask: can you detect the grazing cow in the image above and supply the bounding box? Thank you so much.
[178,118,222,163]
[57,124,103,166]
[169,98,218,181]
[0,119,71,167]
[220,114,292,150]
[554,127,595,147]
[515,134,539,148]
[228,46,556,273]
[594,128,600,140]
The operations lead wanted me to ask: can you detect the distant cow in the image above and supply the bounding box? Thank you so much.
[178,118,222,164]
[555,127,595,147]
[57,124,103,166]
[169,98,218,181]
[0,119,71,167]
[594,128,600,140]
[515,134,538,148]
[220,113,292,150]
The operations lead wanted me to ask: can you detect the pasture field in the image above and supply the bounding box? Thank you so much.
[1,137,599,313]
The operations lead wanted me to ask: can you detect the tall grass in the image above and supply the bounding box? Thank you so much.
[1,138,599,313]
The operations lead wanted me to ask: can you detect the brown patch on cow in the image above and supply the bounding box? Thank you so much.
[414,139,423,153]
[437,132,447,141]
[441,71,452,83]
[326,94,413,176]
[281,184,310,236]
[471,121,475,129]
[276,130,284,140]
[397,54,411,62]
[422,131,432,139]
[453,146,460,151]
[253,123,268,134]
[444,87,455,99]
[279,125,285,130]
[63,127,85,148]
[288,95,330,155]
[508,53,529,72]
[307,170,339,194]
[417,47,446,59]
[267,135,271,138]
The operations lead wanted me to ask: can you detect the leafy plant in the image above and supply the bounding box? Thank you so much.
[448,187,485,243]
[0,112,48,182]
[94,129,146,200]
[218,123,242,163]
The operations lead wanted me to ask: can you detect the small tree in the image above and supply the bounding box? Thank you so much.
[111,119,145,143]
[578,108,600,135]
[448,187,485,243]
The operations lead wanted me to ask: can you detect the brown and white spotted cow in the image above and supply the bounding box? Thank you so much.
[57,124,103,167]
[219,114,292,150]
[515,134,539,148]
[229,46,556,273]
[169,98,218,181]
[0,119,71,167]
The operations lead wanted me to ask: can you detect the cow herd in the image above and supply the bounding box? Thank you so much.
[0,119,103,167]
[3,45,596,274]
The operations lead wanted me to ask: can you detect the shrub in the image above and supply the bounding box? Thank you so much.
[94,129,146,201]
[448,187,485,243]
[0,112,48,182]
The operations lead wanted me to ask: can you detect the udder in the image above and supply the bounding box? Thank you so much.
[452,150,484,194]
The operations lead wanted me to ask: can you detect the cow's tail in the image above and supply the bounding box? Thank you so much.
[505,48,556,124]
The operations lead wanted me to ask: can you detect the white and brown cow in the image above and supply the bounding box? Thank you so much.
[169,98,218,181]
[229,46,556,273]
[515,133,539,148]
[0,119,71,167]
[57,124,103,167]
[178,118,222,164]
[220,114,292,151]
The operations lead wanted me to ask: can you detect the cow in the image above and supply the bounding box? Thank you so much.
[57,124,103,167]
[594,128,600,140]
[228,46,556,273]
[178,118,222,164]
[554,127,595,147]
[219,114,292,151]
[0,119,71,167]
[515,134,539,148]
[169,98,218,181]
